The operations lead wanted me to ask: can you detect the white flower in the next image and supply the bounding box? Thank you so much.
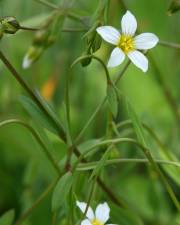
[96,11,159,72]
[76,201,116,225]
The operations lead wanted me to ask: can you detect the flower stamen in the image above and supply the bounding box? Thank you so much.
[118,35,134,53]
[91,219,104,225]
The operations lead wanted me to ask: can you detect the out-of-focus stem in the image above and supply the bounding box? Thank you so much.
[159,40,180,49]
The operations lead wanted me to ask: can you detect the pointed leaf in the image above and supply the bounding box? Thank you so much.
[52,172,73,211]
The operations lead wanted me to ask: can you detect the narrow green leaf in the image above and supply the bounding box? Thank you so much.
[19,95,60,135]
[167,0,180,15]
[89,145,112,180]
[0,209,15,225]
[107,84,118,118]
[52,172,73,212]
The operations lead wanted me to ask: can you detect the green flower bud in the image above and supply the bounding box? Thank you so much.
[22,46,44,69]
[0,16,20,34]
[22,28,57,69]
[33,29,51,46]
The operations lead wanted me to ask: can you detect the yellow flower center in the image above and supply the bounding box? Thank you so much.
[118,35,134,53]
[91,219,104,225]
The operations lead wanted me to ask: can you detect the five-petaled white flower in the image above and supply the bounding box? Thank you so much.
[96,10,159,72]
[76,201,116,225]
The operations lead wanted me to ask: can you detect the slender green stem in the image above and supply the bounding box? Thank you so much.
[115,60,131,84]
[19,26,40,31]
[159,40,180,49]
[0,119,61,175]
[64,67,74,171]
[67,12,86,25]
[75,98,106,143]
[77,158,180,171]
[71,54,111,83]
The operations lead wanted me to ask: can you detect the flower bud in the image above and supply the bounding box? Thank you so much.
[0,16,20,34]
[22,46,43,69]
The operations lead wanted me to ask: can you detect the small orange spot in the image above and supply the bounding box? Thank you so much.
[41,76,57,101]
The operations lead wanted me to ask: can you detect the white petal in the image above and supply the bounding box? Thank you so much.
[127,50,148,72]
[95,202,110,223]
[22,55,32,69]
[81,219,92,225]
[96,26,120,45]
[76,201,94,220]
[134,33,159,50]
[121,11,137,36]
[107,47,125,68]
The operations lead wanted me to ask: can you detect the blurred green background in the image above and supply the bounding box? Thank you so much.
[0,0,180,225]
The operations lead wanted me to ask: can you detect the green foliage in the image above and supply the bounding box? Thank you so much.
[0,210,15,225]
[0,0,180,224]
